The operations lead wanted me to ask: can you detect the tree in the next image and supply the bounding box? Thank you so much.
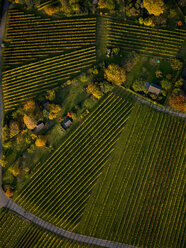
[143,0,165,16]
[87,83,103,99]
[132,79,147,92]
[35,135,47,147]
[24,100,36,113]
[100,81,114,93]
[44,5,59,15]
[9,120,20,138]
[46,89,55,101]
[175,78,184,88]
[4,185,14,198]
[161,79,172,91]
[104,64,126,85]
[23,114,37,130]
[9,161,21,177]
[98,0,115,10]
[169,94,186,111]
[47,104,62,120]
[170,59,183,71]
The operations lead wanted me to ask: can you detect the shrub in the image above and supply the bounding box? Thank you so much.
[47,104,62,120]
[87,83,103,99]
[24,100,36,113]
[4,185,14,198]
[46,89,55,101]
[170,59,183,71]
[175,78,184,88]
[132,79,147,92]
[161,79,172,91]
[9,120,20,138]
[35,135,47,147]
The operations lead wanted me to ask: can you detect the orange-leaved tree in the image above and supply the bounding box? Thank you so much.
[24,100,36,113]
[169,94,186,112]
[23,114,37,130]
[35,135,47,147]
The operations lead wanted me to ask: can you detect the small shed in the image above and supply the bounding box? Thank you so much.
[62,117,73,130]
[148,83,161,95]
[34,121,45,132]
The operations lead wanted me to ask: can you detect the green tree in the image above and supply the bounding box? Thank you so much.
[143,0,165,16]
[175,78,184,88]
[46,89,55,101]
[132,79,147,92]
[170,59,183,71]
[161,79,172,91]
[104,64,126,85]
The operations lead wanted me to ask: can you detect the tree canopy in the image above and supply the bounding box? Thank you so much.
[23,114,37,130]
[35,135,47,147]
[169,94,186,112]
[143,0,165,16]
[132,79,147,92]
[87,83,103,99]
[104,64,126,85]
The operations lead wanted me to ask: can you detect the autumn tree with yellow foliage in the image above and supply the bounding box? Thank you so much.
[47,104,62,120]
[87,83,103,99]
[104,64,126,85]
[143,0,165,16]
[35,135,47,147]
[24,100,36,113]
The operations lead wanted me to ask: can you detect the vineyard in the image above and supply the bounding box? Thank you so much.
[15,93,133,231]
[77,104,185,248]
[107,18,186,57]
[0,208,97,248]
[3,9,96,68]
[2,46,96,111]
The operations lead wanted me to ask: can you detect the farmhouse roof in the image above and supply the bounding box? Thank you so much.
[34,122,45,132]
[148,83,161,95]
[62,117,73,129]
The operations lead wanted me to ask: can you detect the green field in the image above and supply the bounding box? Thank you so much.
[2,46,96,111]
[15,93,133,231]
[4,9,96,68]
[0,208,97,248]
[76,104,185,248]
[107,18,186,57]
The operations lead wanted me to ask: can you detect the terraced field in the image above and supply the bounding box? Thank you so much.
[107,18,186,57]
[0,208,97,248]
[4,9,96,68]
[15,93,133,231]
[77,104,185,248]
[2,46,96,111]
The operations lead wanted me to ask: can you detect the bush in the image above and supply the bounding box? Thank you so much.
[132,79,147,92]
[161,79,172,91]
[4,185,14,198]
[24,100,36,113]
[87,83,103,99]
[35,135,47,147]
[46,89,55,101]
[100,81,114,93]
[47,104,62,120]
[83,97,95,110]
[9,120,20,138]
[170,59,183,71]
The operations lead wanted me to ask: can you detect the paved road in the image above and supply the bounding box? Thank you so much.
[136,96,186,118]
[5,198,137,248]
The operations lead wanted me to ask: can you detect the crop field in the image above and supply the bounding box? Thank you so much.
[0,208,97,248]
[4,9,96,68]
[2,46,96,111]
[77,104,185,248]
[15,93,133,231]
[107,18,186,57]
